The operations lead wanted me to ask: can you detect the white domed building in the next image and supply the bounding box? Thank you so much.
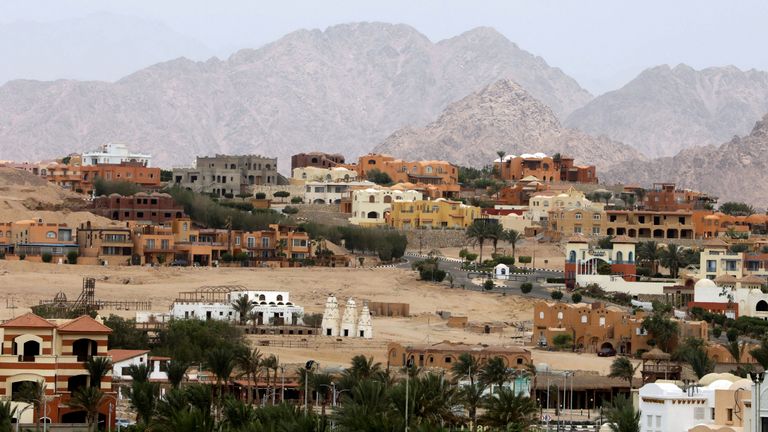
[691,276,768,319]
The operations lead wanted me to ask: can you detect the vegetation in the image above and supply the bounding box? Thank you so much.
[93,178,142,196]
[608,357,639,391]
[719,201,756,216]
[642,302,678,352]
[465,220,498,263]
[604,395,641,432]
[520,282,533,294]
[673,338,714,379]
[571,292,582,303]
[517,256,532,264]
[104,315,150,349]
[160,169,173,182]
[552,334,573,350]
[273,191,290,198]
[550,290,563,301]
[659,243,685,278]
[152,319,247,364]
[366,168,393,185]
[41,252,52,263]
[301,223,407,261]
[483,279,495,290]
[412,258,447,282]
[282,206,300,215]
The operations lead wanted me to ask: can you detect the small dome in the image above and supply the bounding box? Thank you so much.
[694,279,717,289]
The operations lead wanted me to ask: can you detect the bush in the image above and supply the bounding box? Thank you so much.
[520,283,533,294]
[636,267,651,277]
[282,206,300,215]
[235,252,249,262]
[518,256,532,264]
[553,334,573,350]
[571,292,583,303]
[546,278,565,284]
[273,191,290,198]
[494,255,515,266]
[291,196,303,204]
[220,201,255,212]
[712,327,722,338]
[93,178,142,196]
[483,279,495,291]
[551,290,564,300]
[41,253,53,263]
[221,253,234,263]
[464,253,478,263]
[166,186,286,231]
[301,222,407,260]
[366,169,393,185]
[727,328,739,342]
[18,253,26,261]
[66,251,78,264]
[255,192,267,200]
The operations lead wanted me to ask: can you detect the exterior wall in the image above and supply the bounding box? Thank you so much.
[604,210,695,240]
[699,247,744,280]
[91,194,186,223]
[349,188,423,226]
[2,220,78,257]
[355,154,459,198]
[302,180,375,204]
[291,166,358,184]
[76,226,133,265]
[527,188,600,223]
[172,154,278,197]
[643,183,715,212]
[548,206,606,237]
[388,199,481,229]
[49,163,161,195]
[291,152,345,171]
[387,342,531,370]
[81,143,151,166]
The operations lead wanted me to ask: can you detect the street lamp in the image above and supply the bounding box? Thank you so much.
[750,371,765,432]
[405,357,414,432]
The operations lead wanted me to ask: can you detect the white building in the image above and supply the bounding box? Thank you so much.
[304,180,376,205]
[81,143,152,166]
[349,188,422,226]
[291,166,358,184]
[692,277,768,319]
[321,294,373,339]
[109,349,169,382]
[494,263,510,280]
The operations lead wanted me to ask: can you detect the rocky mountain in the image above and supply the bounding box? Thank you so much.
[565,65,768,157]
[373,79,642,169]
[0,22,592,171]
[601,114,768,205]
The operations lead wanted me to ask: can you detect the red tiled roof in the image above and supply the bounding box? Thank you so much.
[108,349,149,364]
[0,312,55,329]
[56,315,113,333]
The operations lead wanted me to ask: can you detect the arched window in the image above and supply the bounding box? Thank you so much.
[568,251,576,262]
[46,231,56,239]
[368,159,376,165]
[383,196,392,204]
[367,211,379,219]
[628,252,634,263]
[539,311,544,319]
[368,195,376,203]
[311,158,318,163]
[276,295,283,301]
[581,315,587,323]
[426,166,433,173]
[757,300,768,312]
[599,317,606,326]
[259,294,266,301]
[616,251,623,262]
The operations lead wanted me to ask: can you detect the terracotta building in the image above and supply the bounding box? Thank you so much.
[387,341,531,370]
[493,153,597,184]
[0,313,115,427]
[48,162,161,195]
[77,223,135,265]
[90,192,186,224]
[0,219,78,260]
[387,198,481,229]
[604,209,695,240]
[354,154,460,199]
[291,152,345,171]
[642,183,717,212]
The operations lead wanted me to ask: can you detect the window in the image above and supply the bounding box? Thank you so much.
[726,408,733,422]
[592,227,600,235]
[581,315,587,323]
[261,237,269,248]
[444,356,452,363]
[247,237,255,248]
[557,312,563,320]
[574,226,582,234]
[46,231,56,239]
[706,260,717,272]
[539,312,544,319]
[575,213,582,220]
[593,214,600,220]
[656,415,662,427]
[599,317,606,326]
[647,416,652,428]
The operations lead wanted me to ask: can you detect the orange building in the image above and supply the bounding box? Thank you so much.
[693,211,768,238]
[354,154,460,198]
[642,183,717,212]
[0,219,78,260]
[494,153,597,184]
[387,341,531,370]
[48,162,161,195]
[0,313,115,427]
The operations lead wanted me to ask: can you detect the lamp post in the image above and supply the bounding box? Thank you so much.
[751,371,765,432]
[405,357,414,432]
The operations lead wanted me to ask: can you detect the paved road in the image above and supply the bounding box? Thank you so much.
[399,252,565,300]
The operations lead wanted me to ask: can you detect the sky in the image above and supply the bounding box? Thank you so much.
[2,0,767,94]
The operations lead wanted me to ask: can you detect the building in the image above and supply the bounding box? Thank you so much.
[303,180,375,204]
[493,153,597,184]
[547,205,607,237]
[77,223,135,265]
[47,162,161,195]
[387,198,481,229]
[0,219,78,260]
[698,239,768,281]
[172,154,278,197]
[642,183,717,212]
[90,192,186,223]
[564,235,638,287]
[604,209,695,240]
[528,187,601,223]
[109,349,169,382]
[690,277,768,319]
[291,152,345,171]
[693,211,768,239]
[354,154,460,198]
[320,295,373,338]
[348,187,423,226]
[0,313,115,426]
[82,143,151,167]
[386,341,531,370]
[291,166,359,184]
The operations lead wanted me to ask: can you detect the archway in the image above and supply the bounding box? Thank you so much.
[628,252,634,263]
[72,338,97,362]
[568,250,576,263]
[67,375,89,393]
[22,340,40,362]
[600,342,614,351]
[367,211,379,219]
[615,251,623,263]
[757,300,768,312]
[61,411,87,423]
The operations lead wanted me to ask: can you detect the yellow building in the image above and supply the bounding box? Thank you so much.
[388,199,480,229]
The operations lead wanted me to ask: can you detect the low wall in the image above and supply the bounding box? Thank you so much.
[576,274,673,296]
[403,229,467,250]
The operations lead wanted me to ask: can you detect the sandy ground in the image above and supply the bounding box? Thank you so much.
[0,259,621,375]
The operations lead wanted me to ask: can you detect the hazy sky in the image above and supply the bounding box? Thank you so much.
[2,0,767,94]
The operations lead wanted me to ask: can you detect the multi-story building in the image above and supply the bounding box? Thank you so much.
[0,219,78,260]
[0,313,115,426]
[77,222,135,265]
[527,187,600,223]
[693,211,768,238]
[387,198,481,229]
[291,166,358,184]
[547,205,606,237]
[603,209,695,240]
[386,341,531,370]
[348,187,423,226]
[354,154,459,198]
[564,235,638,286]
[642,183,717,212]
[231,224,311,263]
[291,152,345,171]
[494,153,597,184]
[47,162,161,195]
[303,180,375,205]
[168,288,305,325]
[81,143,151,167]
[172,154,278,197]
[90,192,186,224]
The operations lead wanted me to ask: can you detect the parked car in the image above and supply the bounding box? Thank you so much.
[597,346,617,357]
[170,259,188,267]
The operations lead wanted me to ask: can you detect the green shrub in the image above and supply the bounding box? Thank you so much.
[291,196,303,204]
[282,206,300,215]
[273,191,290,198]
[550,290,563,300]
[255,192,267,200]
[66,251,78,264]
[494,255,515,266]
[636,267,651,277]
[712,327,722,338]
[464,253,478,263]
[235,252,249,262]
[18,253,26,261]
[301,222,407,260]
[93,178,141,196]
[220,201,255,212]
[553,334,573,350]
[518,256,532,264]
[520,283,533,294]
[483,279,495,291]
[41,253,53,263]
[166,186,286,231]
[571,292,583,303]
[546,278,565,283]
[727,328,738,342]
[221,253,234,263]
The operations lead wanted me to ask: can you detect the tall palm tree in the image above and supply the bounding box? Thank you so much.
[126,363,151,383]
[604,394,641,432]
[70,386,105,432]
[451,353,480,387]
[478,356,512,394]
[407,372,458,427]
[480,387,538,430]
[659,243,685,278]
[608,357,640,391]
[725,339,747,367]
[128,381,159,426]
[458,382,486,428]
[85,356,112,388]
[504,229,523,260]
[167,360,190,389]
[15,380,45,432]
[205,346,235,418]
[334,380,395,431]
[0,401,16,431]
[346,355,383,382]
[261,354,279,405]
[637,241,660,272]
[236,348,262,405]
[221,397,259,430]
[466,221,491,264]
[270,355,281,405]
[231,294,253,325]
[487,223,505,255]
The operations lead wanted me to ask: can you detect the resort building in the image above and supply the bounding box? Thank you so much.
[604,209,695,240]
[493,153,597,184]
[90,192,186,223]
[47,162,161,195]
[302,180,375,204]
[547,205,606,237]
[564,235,638,286]
[693,211,768,239]
[527,187,601,223]
[386,341,531,370]
[172,154,278,197]
[387,198,481,229]
[291,166,358,184]
[0,313,115,426]
[320,295,373,338]
[76,223,135,265]
[291,152,345,171]
[354,154,460,198]
[167,287,305,325]
[81,143,151,167]
[109,349,169,383]
[348,187,423,226]
[641,183,717,212]
[698,239,768,281]
[0,219,77,260]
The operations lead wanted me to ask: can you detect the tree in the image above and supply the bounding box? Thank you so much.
[126,363,151,383]
[206,347,236,418]
[70,386,105,432]
[597,236,614,249]
[334,379,395,431]
[604,395,640,432]
[104,315,150,349]
[478,356,513,394]
[458,383,486,427]
[466,220,494,264]
[608,357,640,391]
[750,338,768,370]
[719,202,755,216]
[659,243,685,278]
[67,250,79,264]
[637,241,660,272]
[642,310,678,353]
[167,361,190,389]
[85,356,112,388]
[520,283,533,294]
[41,252,52,263]
[15,380,45,432]
[725,340,747,368]
[571,292,583,303]
[231,294,253,325]
[487,223,505,254]
[480,387,538,430]
[452,353,480,387]
[674,338,714,379]
[366,168,393,185]
[483,279,495,290]
[0,401,16,431]
[236,348,262,405]
[129,380,159,426]
[552,334,573,350]
[551,290,564,301]
[504,229,523,259]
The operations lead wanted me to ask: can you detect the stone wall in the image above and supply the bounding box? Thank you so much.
[402,228,468,251]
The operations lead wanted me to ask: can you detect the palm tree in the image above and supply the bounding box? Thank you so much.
[524,362,538,402]
[487,223,505,255]
[270,355,281,404]
[85,356,112,388]
[466,220,492,264]
[236,348,262,404]
[478,356,512,394]
[451,353,480,387]
[604,394,641,432]
[504,229,523,260]
[480,387,538,429]
[221,397,259,430]
[70,386,105,432]
[608,357,640,391]
[205,347,235,418]
[725,339,746,367]
[247,310,260,331]
[406,372,458,427]
[334,379,395,431]
[0,401,16,431]
[346,355,383,382]
[126,363,151,383]
[128,381,159,426]
[15,380,45,432]
[637,241,660,273]
[259,354,279,405]
[752,338,768,370]
[458,382,486,428]
[659,243,685,278]
[231,294,253,325]
[167,360,190,389]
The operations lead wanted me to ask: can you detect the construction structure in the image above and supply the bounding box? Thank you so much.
[35,278,152,318]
